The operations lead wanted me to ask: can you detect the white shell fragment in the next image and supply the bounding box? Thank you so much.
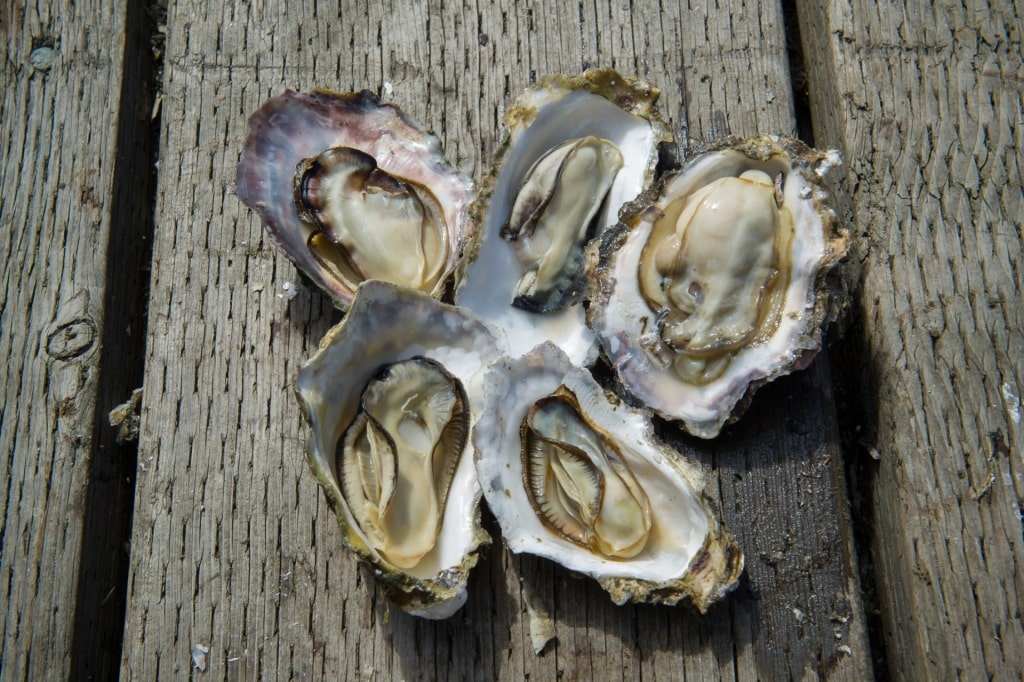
[589,135,850,438]
[296,281,505,618]
[474,344,743,610]
[191,644,209,672]
[457,69,671,365]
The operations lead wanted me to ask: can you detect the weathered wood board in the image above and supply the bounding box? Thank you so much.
[797,0,1024,678]
[118,1,868,680]
[0,1,154,679]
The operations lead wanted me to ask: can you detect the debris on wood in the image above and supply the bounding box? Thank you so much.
[521,580,556,655]
[1002,382,1020,424]
[30,46,56,70]
[278,281,301,300]
[191,644,209,672]
[109,388,143,444]
[859,438,881,460]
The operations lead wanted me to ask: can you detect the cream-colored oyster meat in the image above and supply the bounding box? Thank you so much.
[236,90,473,309]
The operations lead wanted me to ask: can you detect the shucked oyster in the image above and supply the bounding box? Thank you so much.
[457,69,671,365]
[474,344,743,610]
[589,135,849,438]
[296,282,504,618]
[236,90,473,309]
[501,136,624,313]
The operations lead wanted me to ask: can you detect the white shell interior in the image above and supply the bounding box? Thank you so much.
[474,344,709,584]
[593,143,830,438]
[456,90,659,365]
[297,282,506,584]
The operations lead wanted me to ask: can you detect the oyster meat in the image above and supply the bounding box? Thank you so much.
[589,135,849,438]
[296,281,505,618]
[236,90,473,309]
[456,69,671,365]
[474,344,743,610]
[501,136,624,313]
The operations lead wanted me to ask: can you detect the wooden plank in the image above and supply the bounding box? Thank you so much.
[0,1,153,679]
[796,0,1024,678]
[120,0,869,678]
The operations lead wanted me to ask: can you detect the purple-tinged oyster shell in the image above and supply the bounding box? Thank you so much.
[236,90,473,309]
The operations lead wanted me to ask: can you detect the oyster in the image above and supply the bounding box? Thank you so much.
[501,136,624,313]
[474,344,743,610]
[296,281,504,618]
[236,90,473,309]
[589,135,849,438]
[456,69,672,365]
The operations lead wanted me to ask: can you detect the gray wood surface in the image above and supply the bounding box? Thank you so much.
[797,0,1024,678]
[117,1,868,680]
[0,1,153,679]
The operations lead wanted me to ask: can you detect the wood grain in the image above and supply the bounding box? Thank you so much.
[0,1,151,679]
[119,0,869,679]
[797,0,1024,677]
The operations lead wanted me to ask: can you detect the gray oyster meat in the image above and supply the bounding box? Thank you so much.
[456,69,672,366]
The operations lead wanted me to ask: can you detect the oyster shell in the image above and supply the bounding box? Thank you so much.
[296,281,504,618]
[236,90,473,309]
[589,135,849,438]
[456,69,672,365]
[474,343,743,610]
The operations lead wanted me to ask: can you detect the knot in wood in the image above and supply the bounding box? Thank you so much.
[46,318,97,360]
